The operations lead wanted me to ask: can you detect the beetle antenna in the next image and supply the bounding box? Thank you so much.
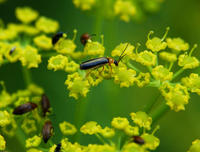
[118,43,129,63]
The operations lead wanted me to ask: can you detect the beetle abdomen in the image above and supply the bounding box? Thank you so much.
[80,57,108,70]
[13,102,37,115]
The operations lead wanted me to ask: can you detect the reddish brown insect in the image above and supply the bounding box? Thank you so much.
[41,94,51,117]
[80,33,96,46]
[13,102,37,115]
[133,136,145,145]
[42,120,53,143]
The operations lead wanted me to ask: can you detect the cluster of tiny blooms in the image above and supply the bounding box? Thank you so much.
[47,111,160,152]
[72,0,164,22]
[187,139,200,152]
[0,6,59,68]
[47,26,200,113]
[0,81,45,151]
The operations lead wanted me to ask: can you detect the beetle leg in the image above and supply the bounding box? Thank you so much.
[99,66,104,74]
[109,63,112,74]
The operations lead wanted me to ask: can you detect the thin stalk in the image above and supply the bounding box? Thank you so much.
[73,99,89,142]
[151,102,170,124]
[144,94,161,113]
[127,62,141,72]
[95,134,107,144]
[21,67,32,87]
[168,62,174,71]
[172,68,184,81]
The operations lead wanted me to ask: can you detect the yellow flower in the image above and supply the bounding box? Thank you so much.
[86,144,116,152]
[21,119,37,134]
[146,28,169,52]
[136,50,157,66]
[35,16,59,33]
[182,73,200,95]
[73,0,96,10]
[80,121,102,135]
[113,66,136,87]
[142,133,160,150]
[111,117,129,130]
[0,90,14,108]
[54,38,76,55]
[15,6,39,24]
[124,125,139,136]
[0,134,6,150]
[28,84,44,96]
[122,143,145,152]
[48,55,68,71]
[178,54,199,69]
[114,0,136,22]
[159,51,177,62]
[33,35,52,50]
[61,140,82,152]
[100,127,115,138]
[130,111,152,130]
[4,44,22,63]
[84,41,105,57]
[188,139,200,152]
[26,135,42,148]
[167,38,189,52]
[2,118,17,136]
[0,110,11,127]
[111,42,135,59]
[65,60,79,73]
[152,65,173,81]
[59,121,77,135]
[65,72,90,99]
[86,70,103,86]
[49,145,57,152]
[19,45,41,69]
[0,28,18,40]
[164,84,190,112]
[27,148,42,152]
[136,72,150,87]
[22,25,39,35]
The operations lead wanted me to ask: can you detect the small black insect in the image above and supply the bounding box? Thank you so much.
[9,46,16,55]
[41,94,51,117]
[80,33,96,46]
[13,102,37,115]
[52,32,66,45]
[133,136,145,145]
[42,120,53,143]
[55,143,61,152]
[80,43,128,72]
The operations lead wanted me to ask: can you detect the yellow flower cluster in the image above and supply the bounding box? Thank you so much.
[72,0,164,22]
[187,139,200,152]
[77,111,159,151]
[0,6,59,69]
[59,121,77,135]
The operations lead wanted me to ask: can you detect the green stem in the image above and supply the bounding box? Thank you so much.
[144,94,160,113]
[21,67,32,87]
[95,134,107,144]
[93,1,104,34]
[73,99,89,142]
[168,62,174,71]
[151,102,170,124]
[172,68,184,81]
[40,51,58,58]
[15,127,26,152]
[117,136,122,150]
[127,62,141,73]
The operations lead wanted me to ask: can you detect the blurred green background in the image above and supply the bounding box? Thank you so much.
[1,0,200,151]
